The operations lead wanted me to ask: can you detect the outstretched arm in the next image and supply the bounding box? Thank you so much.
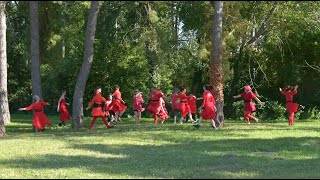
[255,97,265,106]
[233,94,241,99]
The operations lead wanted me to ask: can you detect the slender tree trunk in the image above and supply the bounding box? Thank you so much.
[210,1,224,125]
[72,1,99,129]
[145,1,157,87]
[0,1,8,135]
[29,1,42,99]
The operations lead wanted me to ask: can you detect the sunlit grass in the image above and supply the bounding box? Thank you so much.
[0,114,320,178]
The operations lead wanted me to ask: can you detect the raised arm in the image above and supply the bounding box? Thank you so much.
[233,94,242,99]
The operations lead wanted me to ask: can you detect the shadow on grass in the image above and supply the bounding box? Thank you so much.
[1,136,320,178]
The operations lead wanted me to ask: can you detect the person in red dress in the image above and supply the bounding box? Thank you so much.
[19,95,52,131]
[57,90,70,126]
[279,85,303,125]
[147,87,167,124]
[233,85,265,124]
[111,85,127,123]
[104,93,115,123]
[169,88,180,124]
[132,89,145,125]
[158,97,169,123]
[193,84,217,129]
[178,86,195,124]
[86,86,113,131]
[185,94,202,123]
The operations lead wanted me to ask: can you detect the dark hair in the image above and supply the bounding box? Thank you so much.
[205,84,213,91]
[107,93,113,100]
[173,88,179,93]
[94,86,102,96]
[179,86,186,92]
[60,90,66,96]
[113,85,119,91]
[285,85,293,92]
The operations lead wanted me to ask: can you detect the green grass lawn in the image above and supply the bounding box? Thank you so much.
[1,114,320,179]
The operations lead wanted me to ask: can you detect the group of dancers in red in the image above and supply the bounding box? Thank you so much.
[18,83,303,131]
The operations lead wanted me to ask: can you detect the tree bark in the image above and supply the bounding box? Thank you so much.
[145,1,157,87]
[210,1,224,126]
[0,1,8,135]
[72,1,99,129]
[29,1,42,99]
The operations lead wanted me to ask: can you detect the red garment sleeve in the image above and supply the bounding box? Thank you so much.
[201,92,207,108]
[280,90,286,95]
[290,90,297,96]
[41,101,49,106]
[25,103,34,111]
[250,92,257,99]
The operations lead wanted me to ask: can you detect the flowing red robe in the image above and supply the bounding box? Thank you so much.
[112,90,127,113]
[187,95,197,114]
[241,91,257,112]
[133,96,145,112]
[170,93,180,111]
[280,90,299,113]
[59,99,70,121]
[179,92,191,117]
[25,101,52,130]
[159,98,169,120]
[200,91,216,120]
[147,90,164,115]
[89,92,106,117]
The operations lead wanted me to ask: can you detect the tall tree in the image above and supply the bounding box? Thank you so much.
[0,1,8,135]
[210,1,224,125]
[29,1,42,98]
[72,1,99,128]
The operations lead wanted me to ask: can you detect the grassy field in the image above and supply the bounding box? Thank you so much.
[0,114,320,179]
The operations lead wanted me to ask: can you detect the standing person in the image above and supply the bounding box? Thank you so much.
[132,89,145,125]
[57,90,70,126]
[178,86,195,124]
[112,85,127,123]
[169,88,180,124]
[279,85,302,125]
[147,87,166,124]
[194,84,217,129]
[86,86,113,131]
[18,95,52,131]
[185,94,202,123]
[158,97,169,123]
[233,85,265,124]
[104,93,115,123]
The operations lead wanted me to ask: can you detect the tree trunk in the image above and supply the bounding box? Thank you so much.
[0,1,8,135]
[72,1,99,129]
[29,1,42,99]
[210,1,224,126]
[145,1,157,87]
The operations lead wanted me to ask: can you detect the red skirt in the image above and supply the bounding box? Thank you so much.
[147,101,162,115]
[200,102,216,120]
[286,102,299,113]
[112,100,127,113]
[59,108,70,121]
[91,107,105,117]
[159,107,169,120]
[244,102,256,112]
[33,111,52,130]
[179,102,191,117]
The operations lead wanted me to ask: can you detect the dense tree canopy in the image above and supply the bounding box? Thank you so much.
[6,1,320,120]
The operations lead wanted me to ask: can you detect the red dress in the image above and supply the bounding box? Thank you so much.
[89,92,106,117]
[112,90,127,113]
[170,93,180,111]
[200,91,216,120]
[25,101,52,130]
[179,92,191,117]
[147,90,164,115]
[133,96,145,112]
[280,90,299,113]
[187,95,197,114]
[104,100,113,116]
[241,91,257,112]
[59,99,70,121]
[159,99,169,120]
